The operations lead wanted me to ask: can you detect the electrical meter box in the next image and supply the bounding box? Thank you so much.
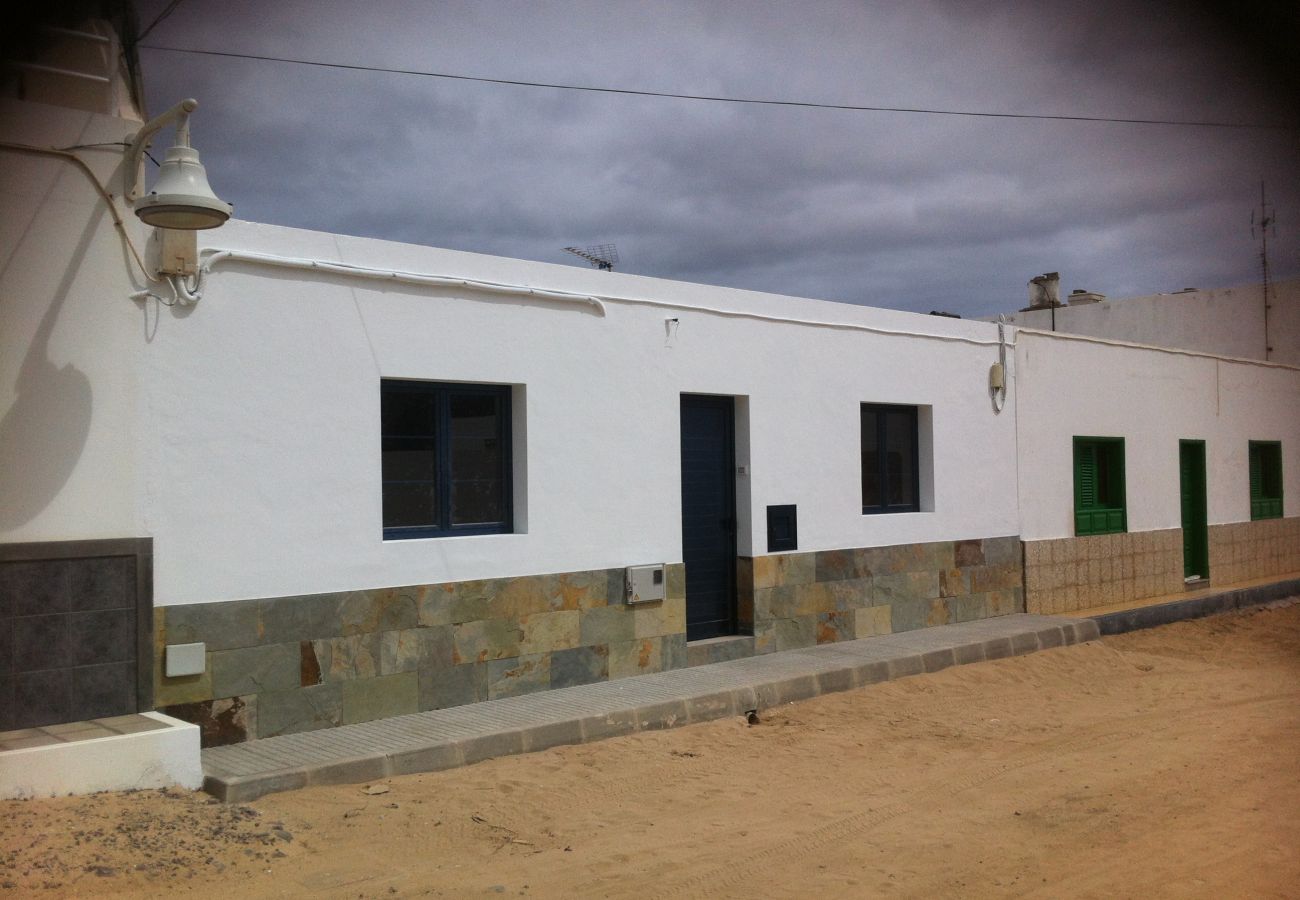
[156,227,198,276]
[625,564,666,604]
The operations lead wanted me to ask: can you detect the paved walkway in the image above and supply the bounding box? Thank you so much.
[0,714,169,751]
[203,613,1097,802]
[1063,574,1300,635]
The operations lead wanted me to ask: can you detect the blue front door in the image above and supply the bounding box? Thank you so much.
[680,395,737,641]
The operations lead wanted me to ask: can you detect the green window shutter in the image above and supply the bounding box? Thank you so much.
[1270,445,1284,517]
[1077,444,1097,507]
[1249,444,1263,519]
[1075,439,1098,534]
[1075,437,1126,536]
[1250,441,1283,520]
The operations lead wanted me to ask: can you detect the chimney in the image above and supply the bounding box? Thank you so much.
[1025,272,1061,310]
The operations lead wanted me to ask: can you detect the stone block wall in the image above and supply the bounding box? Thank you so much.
[1208,517,1300,585]
[1023,529,1183,614]
[155,535,1027,747]
[154,564,686,746]
[745,536,1024,653]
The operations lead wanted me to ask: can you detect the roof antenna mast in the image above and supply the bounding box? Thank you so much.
[1250,181,1276,360]
[563,243,619,271]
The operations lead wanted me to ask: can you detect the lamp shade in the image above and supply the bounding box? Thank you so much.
[134,145,232,230]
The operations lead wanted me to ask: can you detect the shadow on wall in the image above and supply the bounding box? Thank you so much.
[0,208,99,530]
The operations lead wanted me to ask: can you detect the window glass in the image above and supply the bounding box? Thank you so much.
[382,480,437,529]
[381,381,512,537]
[861,404,918,514]
[861,408,881,509]
[884,409,916,507]
[450,393,506,526]
[381,389,437,437]
[381,437,438,484]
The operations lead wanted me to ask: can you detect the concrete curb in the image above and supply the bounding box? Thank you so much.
[1088,577,1300,636]
[202,614,1099,803]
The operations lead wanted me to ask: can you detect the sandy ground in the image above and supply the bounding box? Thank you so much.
[3,601,1298,899]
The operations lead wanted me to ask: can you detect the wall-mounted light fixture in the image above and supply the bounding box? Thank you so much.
[124,98,231,230]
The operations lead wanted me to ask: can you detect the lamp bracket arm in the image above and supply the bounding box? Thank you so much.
[125,98,199,204]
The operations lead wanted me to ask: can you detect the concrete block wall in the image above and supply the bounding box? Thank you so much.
[1025,519,1300,614]
[1023,530,1184,614]
[1208,517,1300,585]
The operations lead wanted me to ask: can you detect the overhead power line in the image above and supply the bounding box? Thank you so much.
[136,1,186,44]
[140,44,1294,131]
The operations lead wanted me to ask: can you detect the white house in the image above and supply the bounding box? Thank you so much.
[2,12,1296,746]
[1003,276,1300,367]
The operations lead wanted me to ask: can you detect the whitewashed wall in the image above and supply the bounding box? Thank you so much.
[22,96,1291,615]
[0,99,147,542]
[1014,330,1300,541]
[140,222,1020,606]
[1005,280,1300,367]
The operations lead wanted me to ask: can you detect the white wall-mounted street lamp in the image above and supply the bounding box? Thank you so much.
[125,98,231,230]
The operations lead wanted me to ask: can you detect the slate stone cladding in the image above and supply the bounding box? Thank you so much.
[156,565,688,746]
[157,537,1025,747]
[744,536,1024,655]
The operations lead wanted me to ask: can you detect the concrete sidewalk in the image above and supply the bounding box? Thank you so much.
[203,613,1097,802]
[1070,575,1300,635]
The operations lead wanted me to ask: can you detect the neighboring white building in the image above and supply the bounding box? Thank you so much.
[1014,328,1299,614]
[1000,277,1300,367]
[996,276,1300,612]
[2,13,1296,746]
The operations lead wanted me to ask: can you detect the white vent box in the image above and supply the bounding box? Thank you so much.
[155,227,198,276]
[625,564,666,604]
[165,642,206,677]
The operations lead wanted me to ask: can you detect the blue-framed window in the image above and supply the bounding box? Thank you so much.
[861,403,919,514]
[381,380,512,539]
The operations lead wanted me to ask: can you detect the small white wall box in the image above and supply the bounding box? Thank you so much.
[157,227,198,276]
[165,642,206,677]
[625,565,666,604]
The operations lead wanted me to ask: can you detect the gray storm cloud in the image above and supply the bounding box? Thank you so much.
[134,0,1299,316]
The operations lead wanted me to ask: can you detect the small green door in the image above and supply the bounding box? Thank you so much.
[1179,440,1208,580]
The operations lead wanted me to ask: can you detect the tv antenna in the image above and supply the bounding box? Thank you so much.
[563,243,619,271]
[1251,181,1276,359]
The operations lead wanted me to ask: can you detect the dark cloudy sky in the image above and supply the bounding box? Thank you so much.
[132,0,1299,317]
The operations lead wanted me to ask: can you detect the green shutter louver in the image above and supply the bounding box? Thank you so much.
[1074,436,1127,536]
[1076,443,1097,506]
[1249,441,1283,520]
[1250,444,1263,518]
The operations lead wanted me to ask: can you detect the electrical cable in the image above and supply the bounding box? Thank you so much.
[56,141,160,165]
[193,248,1300,372]
[991,316,1008,413]
[56,140,129,149]
[136,0,187,44]
[138,44,1294,131]
[0,141,159,284]
[192,247,1013,347]
[1016,326,1300,372]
